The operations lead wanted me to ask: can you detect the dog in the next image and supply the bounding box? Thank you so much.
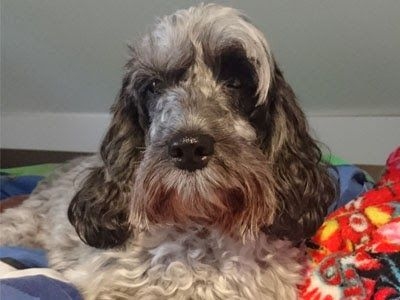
[0,4,336,299]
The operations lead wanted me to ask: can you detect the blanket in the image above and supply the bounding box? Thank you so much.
[300,147,400,299]
[1,152,396,299]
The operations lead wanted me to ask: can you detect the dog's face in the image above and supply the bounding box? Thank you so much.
[68,4,336,249]
[128,5,278,238]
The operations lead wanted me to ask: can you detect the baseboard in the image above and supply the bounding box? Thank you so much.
[0,149,90,168]
[1,112,399,165]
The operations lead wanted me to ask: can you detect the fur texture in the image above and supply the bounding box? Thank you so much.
[0,4,336,299]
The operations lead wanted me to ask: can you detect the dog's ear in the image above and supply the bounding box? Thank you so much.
[68,68,145,249]
[67,167,131,249]
[253,60,336,242]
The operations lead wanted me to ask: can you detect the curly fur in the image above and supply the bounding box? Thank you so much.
[0,3,336,299]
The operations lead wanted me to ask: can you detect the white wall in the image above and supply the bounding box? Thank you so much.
[2,113,399,165]
[1,1,400,164]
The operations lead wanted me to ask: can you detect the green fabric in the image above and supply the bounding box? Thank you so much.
[0,164,58,177]
[322,153,349,166]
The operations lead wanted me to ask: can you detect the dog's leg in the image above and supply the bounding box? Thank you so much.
[0,194,48,248]
[0,167,66,248]
[0,157,96,248]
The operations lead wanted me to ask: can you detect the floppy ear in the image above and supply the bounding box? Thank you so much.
[68,70,145,249]
[253,60,336,242]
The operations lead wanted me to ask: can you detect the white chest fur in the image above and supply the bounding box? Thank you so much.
[62,226,303,300]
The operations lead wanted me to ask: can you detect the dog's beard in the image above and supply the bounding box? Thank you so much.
[130,142,278,239]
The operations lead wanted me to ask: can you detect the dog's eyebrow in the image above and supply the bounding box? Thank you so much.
[134,39,196,81]
[162,46,195,79]
[134,65,190,86]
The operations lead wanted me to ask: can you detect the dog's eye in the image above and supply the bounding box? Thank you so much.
[145,79,163,97]
[225,77,242,89]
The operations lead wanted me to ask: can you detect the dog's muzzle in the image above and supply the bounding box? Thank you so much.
[168,133,215,172]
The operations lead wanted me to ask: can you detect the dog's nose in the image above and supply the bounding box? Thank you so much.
[168,134,215,171]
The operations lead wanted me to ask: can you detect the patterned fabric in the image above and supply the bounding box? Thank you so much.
[300,147,400,300]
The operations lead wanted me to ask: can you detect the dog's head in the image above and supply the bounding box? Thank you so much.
[68,4,336,248]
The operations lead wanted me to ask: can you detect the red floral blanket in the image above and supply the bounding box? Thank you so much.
[300,148,400,299]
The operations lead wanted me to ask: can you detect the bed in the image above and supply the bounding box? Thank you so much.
[1,148,399,299]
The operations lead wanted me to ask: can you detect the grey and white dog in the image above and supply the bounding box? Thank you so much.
[0,4,336,299]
